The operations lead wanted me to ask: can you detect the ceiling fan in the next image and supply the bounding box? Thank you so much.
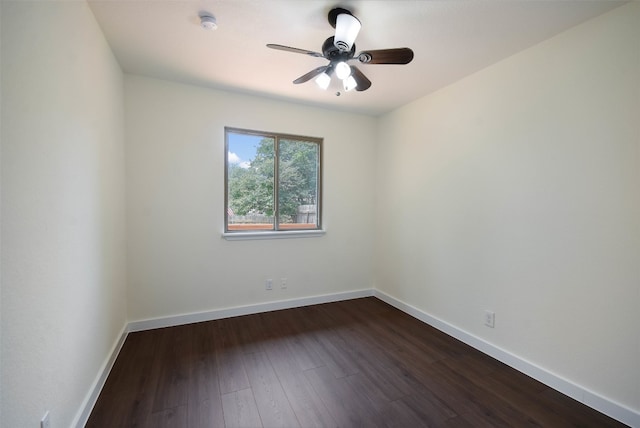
[267,7,414,93]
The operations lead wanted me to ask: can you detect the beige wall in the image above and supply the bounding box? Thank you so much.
[1,1,127,426]
[375,2,639,414]
[124,75,377,321]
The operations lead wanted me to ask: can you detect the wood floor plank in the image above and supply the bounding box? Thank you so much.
[87,330,162,427]
[278,370,338,428]
[233,313,269,355]
[439,354,573,427]
[187,399,225,428]
[152,326,191,412]
[540,387,627,428]
[215,318,251,394]
[243,352,300,427]
[441,414,482,428]
[188,322,222,401]
[280,308,359,378]
[397,389,459,425]
[377,398,433,428]
[260,324,310,380]
[335,324,419,398]
[87,297,628,428]
[305,365,386,427]
[416,359,543,427]
[264,310,325,371]
[149,405,187,428]
[187,323,225,427]
[307,328,360,378]
[220,388,262,428]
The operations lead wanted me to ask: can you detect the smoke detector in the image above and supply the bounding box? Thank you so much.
[200,14,217,30]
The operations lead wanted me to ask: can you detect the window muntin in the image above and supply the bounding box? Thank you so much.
[225,128,322,233]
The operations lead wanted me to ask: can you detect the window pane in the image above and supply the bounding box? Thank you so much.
[225,127,322,234]
[278,139,319,230]
[227,133,275,231]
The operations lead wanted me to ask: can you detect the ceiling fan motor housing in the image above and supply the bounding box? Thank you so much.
[322,37,355,63]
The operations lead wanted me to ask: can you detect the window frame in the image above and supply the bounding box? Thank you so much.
[224,127,323,237]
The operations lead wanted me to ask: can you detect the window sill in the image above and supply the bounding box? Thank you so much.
[222,229,326,241]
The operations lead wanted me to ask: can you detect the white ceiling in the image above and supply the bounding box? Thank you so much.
[88,0,625,116]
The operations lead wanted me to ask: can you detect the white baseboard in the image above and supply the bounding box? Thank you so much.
[127,289,374,332]
[73,325,129,428]
[373,289,640,428]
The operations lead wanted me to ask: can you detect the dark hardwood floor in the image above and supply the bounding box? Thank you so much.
[87,297,627,427]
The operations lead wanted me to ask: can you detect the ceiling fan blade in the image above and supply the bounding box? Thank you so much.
[350,66,371,91]
[357,48,414,65]
[293,66,329,84]
[266,44,324,58]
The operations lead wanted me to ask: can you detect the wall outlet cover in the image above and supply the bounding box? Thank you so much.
[484,310,495,328]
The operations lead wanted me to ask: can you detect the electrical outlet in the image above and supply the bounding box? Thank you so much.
[41,411,51,428]
[281,278,287,289]
[484,310,495,328]
[265,279,273,291]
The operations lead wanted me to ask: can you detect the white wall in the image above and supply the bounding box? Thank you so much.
[1,0,636,425]
[124,75,376,321]
[375,2,639,417]
[1,2,127,427]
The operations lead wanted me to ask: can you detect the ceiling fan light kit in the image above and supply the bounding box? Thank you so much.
[315,72,332,90]
[334,61,351,79]
[343,75,357,92]
[267,7,414,93]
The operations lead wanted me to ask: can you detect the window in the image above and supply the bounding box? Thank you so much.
[225,127,322,234]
